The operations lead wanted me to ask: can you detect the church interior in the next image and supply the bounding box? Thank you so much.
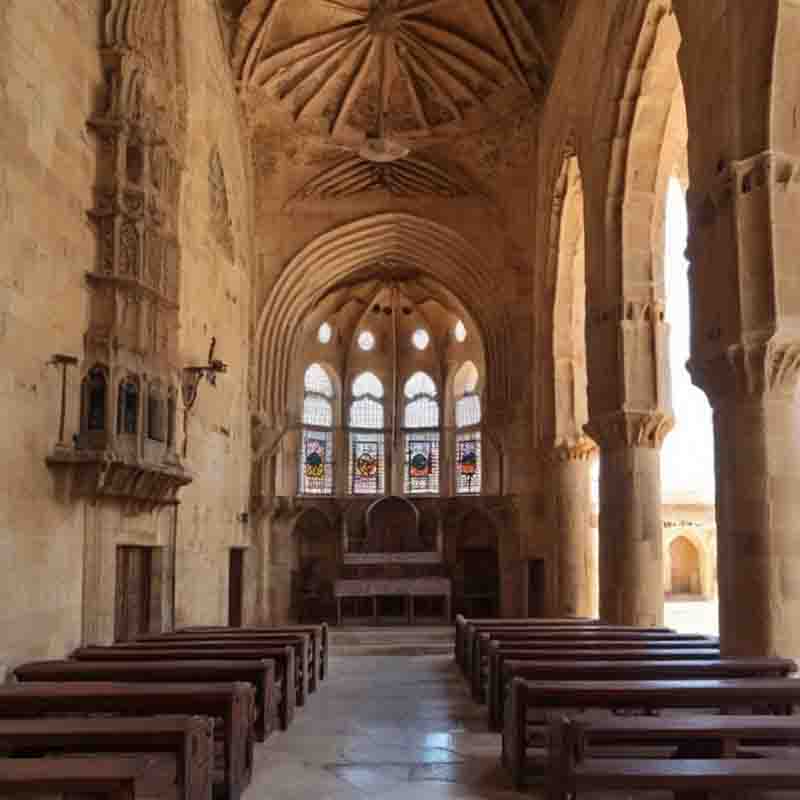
[2,0,800,798]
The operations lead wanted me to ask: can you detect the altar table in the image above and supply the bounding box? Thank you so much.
[334,577,451,625]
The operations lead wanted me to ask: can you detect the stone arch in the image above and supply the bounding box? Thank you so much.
[551,150,589,449]
[365,496,422,553]
[255,214,511,428]
[666,534,702,596]
[584,2,683,422]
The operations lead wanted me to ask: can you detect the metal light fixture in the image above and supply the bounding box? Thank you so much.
[181,337,228,412]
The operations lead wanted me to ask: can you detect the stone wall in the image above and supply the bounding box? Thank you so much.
[0,0,254,670]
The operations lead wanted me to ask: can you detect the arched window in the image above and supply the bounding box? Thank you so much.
[117,377,139,435]
[147,382,165,442]
[403,371,440,495]
[349,371,385,495]
[83,366,108,433]
[301,363,335,495]
[454,361,481,494]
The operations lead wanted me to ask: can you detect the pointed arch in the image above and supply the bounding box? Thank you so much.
[255,214,510,427]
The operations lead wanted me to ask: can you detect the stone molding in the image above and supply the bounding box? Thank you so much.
[689,338,800,403]
[585,410,674,451]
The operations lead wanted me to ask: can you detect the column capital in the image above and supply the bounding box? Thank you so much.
[585,410,674,451]
[547,436,598,463]
[689,337,800,405]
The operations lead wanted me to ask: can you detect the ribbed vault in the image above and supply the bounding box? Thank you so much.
[255,213,510,424]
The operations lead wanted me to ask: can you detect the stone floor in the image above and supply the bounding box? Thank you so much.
[250,610,789,800]
[251,649,522,800]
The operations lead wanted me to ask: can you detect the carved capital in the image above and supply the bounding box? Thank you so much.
[689,337,800,403]
[548,436,598,463]
[585,411,674,451]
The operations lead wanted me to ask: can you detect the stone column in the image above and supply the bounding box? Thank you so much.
[674,0,800,655]
[550,439,596,617]
[587,412,671,627]
[694,345,800,656]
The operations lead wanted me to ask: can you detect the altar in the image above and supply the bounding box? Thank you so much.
[333,496,452,625]
[334,577,452,625]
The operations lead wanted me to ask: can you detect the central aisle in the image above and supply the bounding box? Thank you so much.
[250,636,524,799]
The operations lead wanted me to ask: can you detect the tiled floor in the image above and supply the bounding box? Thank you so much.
[252,652,524,800]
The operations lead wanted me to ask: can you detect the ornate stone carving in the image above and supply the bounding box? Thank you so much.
[585,410,674,451]
[48,0,190,504]
[287,153,480,203]
[689,338,800,402]
[234,0,551,144]
[549,436,598,462]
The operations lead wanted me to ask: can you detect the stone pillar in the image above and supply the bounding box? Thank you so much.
[587,412,671,627]
[550,439,596,617]
[674,0,800,655]
[695,345,800,656]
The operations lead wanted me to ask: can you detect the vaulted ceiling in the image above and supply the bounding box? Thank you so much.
[229,0,563,158]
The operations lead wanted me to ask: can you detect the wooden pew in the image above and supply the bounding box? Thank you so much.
[470,630,717,699]
[505,677,800,790]
[0,756,151,800]
[128,634,311,706]
[463,624,682,681]
[178,624,329,683]
[454,616,597,671]
[486,646,722,730]
[0,682,254,800]
[547,715,800,799]
[15,658,277,742]
[494,657,796,733]
[0,716,213,800]
[461,620,615,676]
[74,644,296,729]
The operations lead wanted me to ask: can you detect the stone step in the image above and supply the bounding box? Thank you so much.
[329,625,455,656]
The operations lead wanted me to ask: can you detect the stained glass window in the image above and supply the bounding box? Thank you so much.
[454,361,481,494]
[301,429,334,495]
[456,433,482,494]
[349,373,385,493]
[301,363,335,495]
[404,431,440,494]
[403,372,439,493]
[350,432,385,494]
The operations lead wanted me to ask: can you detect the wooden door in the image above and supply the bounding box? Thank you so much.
[115,546,153,642]
[228,548,244,627]
[528,559,546,617]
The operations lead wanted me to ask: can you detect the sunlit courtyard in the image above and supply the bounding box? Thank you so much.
[665,597,719,637]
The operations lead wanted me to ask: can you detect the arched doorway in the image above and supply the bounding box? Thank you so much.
[453,510,499,618]
[668,536,701,596]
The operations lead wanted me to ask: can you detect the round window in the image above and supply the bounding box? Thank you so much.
[412,329,430,351]
[318,322,332,344]
[358,330,376,351]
